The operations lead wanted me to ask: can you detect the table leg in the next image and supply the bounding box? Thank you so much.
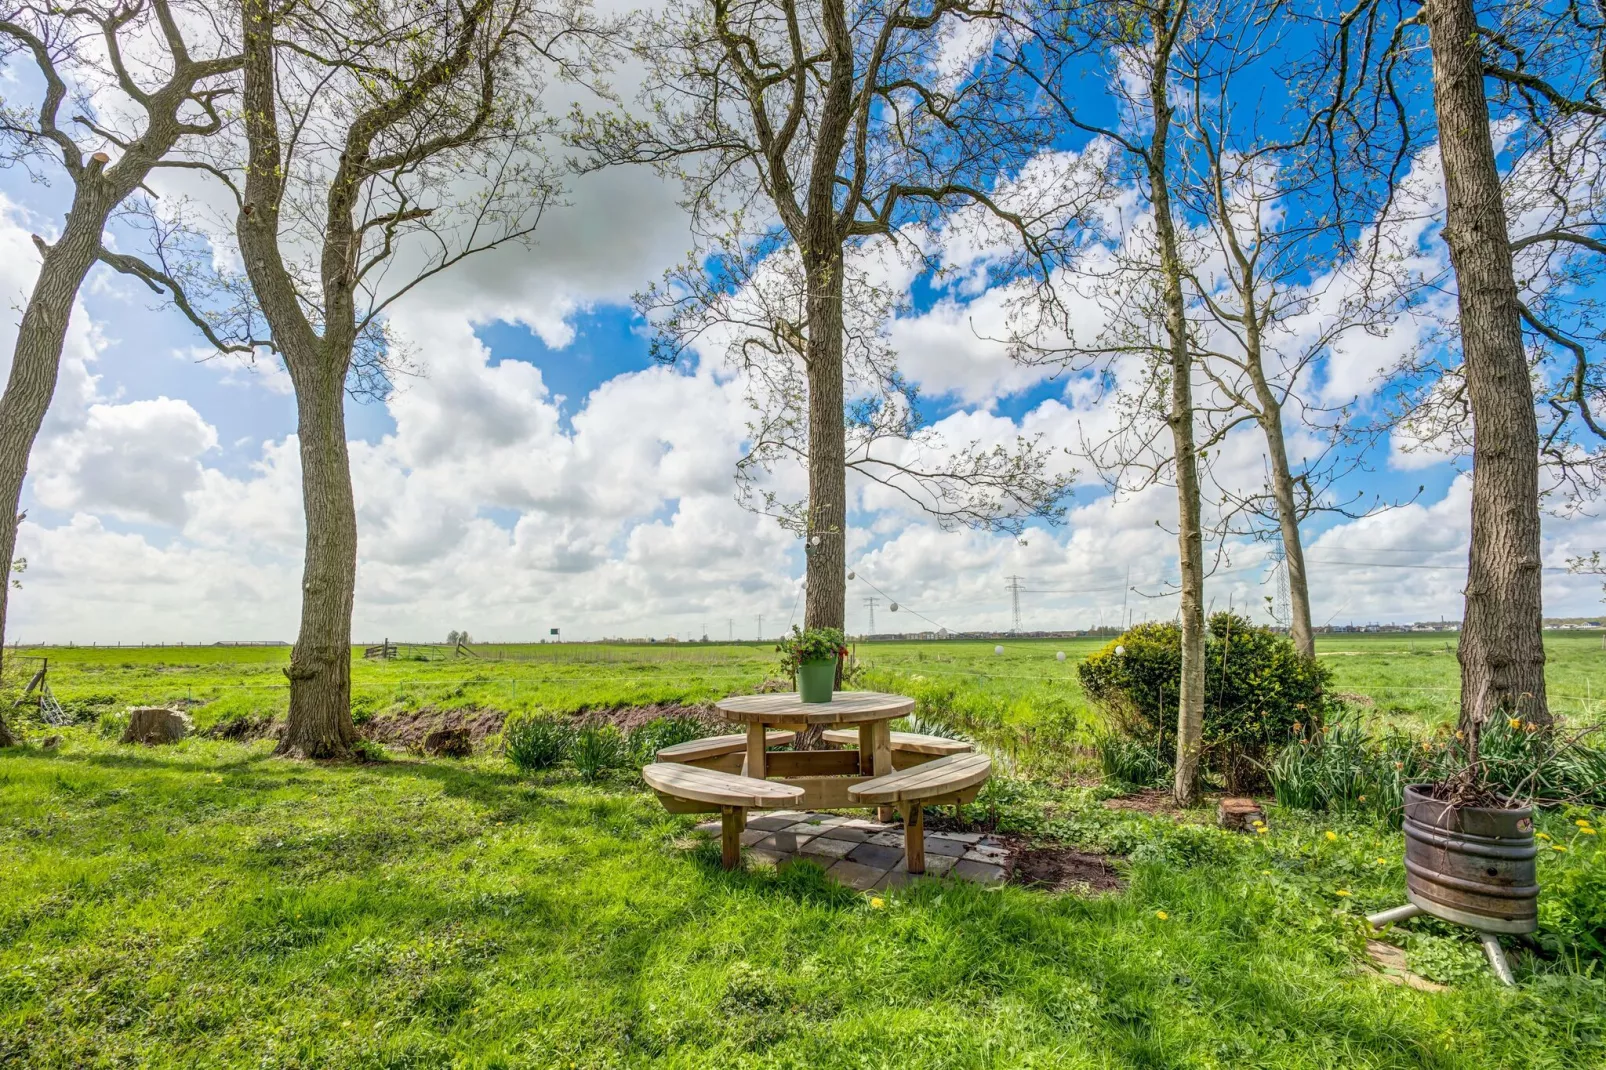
[872,721,894,822]
[745,723,768,780]
[857,722,875,775]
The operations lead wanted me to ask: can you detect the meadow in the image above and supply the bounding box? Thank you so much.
[1,634,1603,1067]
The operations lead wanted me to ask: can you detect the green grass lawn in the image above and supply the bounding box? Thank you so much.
[2,636,1604,1067]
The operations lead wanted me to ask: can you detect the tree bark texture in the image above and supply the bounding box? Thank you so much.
[1425,0,1550,733]
[1145,4,1207,809]
[280,361,359,758]
[803,253,848,634]
[0,177,115,723]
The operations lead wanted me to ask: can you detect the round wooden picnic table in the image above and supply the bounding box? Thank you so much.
[713,691,914,811]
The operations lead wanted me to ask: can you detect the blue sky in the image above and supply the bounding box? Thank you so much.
[1,7,1602,646]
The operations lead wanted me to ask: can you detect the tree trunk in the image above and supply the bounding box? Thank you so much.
[1250,379,1316,661]
[0,179,112,680]
[1147,20,1207,809]
[1425,0,1550,735]
[277,357,359,759]
[803,253,847,634]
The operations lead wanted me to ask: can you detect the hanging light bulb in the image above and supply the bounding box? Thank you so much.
[889,602,898,611]
[846,569,855,580]
[1056,651,1066,662]
[811,534,821,546]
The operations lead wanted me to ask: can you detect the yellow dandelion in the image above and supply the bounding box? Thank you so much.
[1156,910,1169,920]
[1335,889,1352,897]
[1255,827,1269,835]
[1508,718,1522,729]
[1576,820,1593,828]
[1325,831,1338,842]
[1537,831,1551,841]
[1376,857,1388,864]
[869,897,886,909]
[1553,845,1569,853]
[1357,795,1367,803]
[1582,828,1598,836]
[1261,870,1272,876]
[1251,819,1265,827]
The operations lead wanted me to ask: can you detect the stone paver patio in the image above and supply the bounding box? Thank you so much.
[693,810,1009,890]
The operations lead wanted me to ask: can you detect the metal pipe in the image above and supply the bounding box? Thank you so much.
[1479,933,1516,986]
[1366,903,1425,928]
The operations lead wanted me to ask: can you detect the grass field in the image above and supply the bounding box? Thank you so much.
[1,634,1603,1067]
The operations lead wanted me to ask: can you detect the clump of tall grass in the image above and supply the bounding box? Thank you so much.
[503,714,573,773]
[628,716,711,764]
[571,724,627,782]
[1095,732,1169,790]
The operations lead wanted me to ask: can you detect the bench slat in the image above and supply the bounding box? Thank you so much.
[656,730,794,763]
[848,752,992,805]
[643,762,805,809]
[820,728,972,756]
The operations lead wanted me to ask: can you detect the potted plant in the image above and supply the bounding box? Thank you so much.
[777,626,848,703]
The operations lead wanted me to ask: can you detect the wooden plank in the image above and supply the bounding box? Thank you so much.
[652,792,718,814]
[766,750,859,777]
[848,752,993,805]
[786,775,869,810]
[657,730,794,763]
[857,723,874,775]
[679,752,744,775]
[642,762,805,808]
[892,752,938,771]
[821,729,974,757]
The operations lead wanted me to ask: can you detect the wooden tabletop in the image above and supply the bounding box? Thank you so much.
[715,690,914,726]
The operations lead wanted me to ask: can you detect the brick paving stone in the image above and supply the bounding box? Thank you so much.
[867,830,905,847]
[847,842,906,870]
[841,817,889,830]
[748,814,802,832]
[693,820,721,834]
[963,843,1009,864]
[923,854,960,877]
[817,826,874,843]
[739,828,771,846]
[943,832,986,844]
[824,860,889,891]
[924,836,969,857]
[951,859,1006,885]
[783,820,832,835]
[754,830,817,853]
[872,869,912,890]
[799,836,858,860]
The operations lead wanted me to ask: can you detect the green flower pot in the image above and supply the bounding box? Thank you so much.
[798,657,837,703]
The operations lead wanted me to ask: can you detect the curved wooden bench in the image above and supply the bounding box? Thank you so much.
[820,728,972,766]
[643,762,804,869]
[848,752,992,874]
[656,730,794,772]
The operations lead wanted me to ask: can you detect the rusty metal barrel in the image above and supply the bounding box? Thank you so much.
[1403,784,1538,934]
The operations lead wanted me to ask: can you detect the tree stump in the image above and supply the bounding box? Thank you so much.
[1217,797,1265,832]
[120,707,192,745]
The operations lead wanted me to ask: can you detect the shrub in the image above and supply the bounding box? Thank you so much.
[1078,613,1333,791]
[503,714,573,773]
[628,716,710,765]
[571,724,627,782]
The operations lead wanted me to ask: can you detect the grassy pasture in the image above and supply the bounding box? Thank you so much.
[1,634,1603,1067]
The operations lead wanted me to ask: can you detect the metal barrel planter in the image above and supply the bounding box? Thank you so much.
[1402,784,1539,934]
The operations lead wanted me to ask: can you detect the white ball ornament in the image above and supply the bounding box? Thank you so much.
[1115,644,1126,656]
[994,645,1004,655]
[1056,651,1066,662]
